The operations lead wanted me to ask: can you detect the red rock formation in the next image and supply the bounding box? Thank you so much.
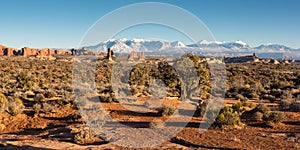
[22,47,34,57]
[98,52,107,57]
[139,52,145,61]
[128,51,138,61]
[0,45,18,56]
[0,45,5,56]
[4,47,17,57]
[54,49,72,55]
[1,44,75,58]
[107,48,113,61]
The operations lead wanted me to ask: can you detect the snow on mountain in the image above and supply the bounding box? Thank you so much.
[220,40,250,49]
[197,40,225,45]
[86,39,299,58]
[171,41,186,47]
[88,39,185,53]
[254,44,293,52]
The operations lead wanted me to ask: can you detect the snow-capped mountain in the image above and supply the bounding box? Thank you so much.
[254,44,293,52]
[86,38,300,58]
[88,39,172,53]
[171,41,186,47]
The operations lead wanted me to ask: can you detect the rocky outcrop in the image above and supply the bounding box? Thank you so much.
[22,47,36,57]
[128,51,138,61]
[0,44,95,58]
[36,48,54,57]
[4,47,18,57]
[128,51,145,61]
[0,45,18,56]
[107,48,114,61]
[139,52,145,61]
[0,45,5,56]
[54,49,72,55]
[224,53,259,63]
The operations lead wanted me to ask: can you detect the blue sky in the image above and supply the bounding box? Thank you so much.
[0,0,299,48]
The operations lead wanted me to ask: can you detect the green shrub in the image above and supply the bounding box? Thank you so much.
[74,128,97,145]
[0,93,8,113]
[263,111,285,125]
[7,98,25,116]
[214,106,241,128]
[16,70,35,89]
[232,102,245,115]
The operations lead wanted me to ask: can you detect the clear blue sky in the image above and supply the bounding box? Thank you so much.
[0,0,299,48]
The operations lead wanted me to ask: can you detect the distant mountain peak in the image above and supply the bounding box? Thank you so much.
[171,41,186,47]
[234,40,248,46]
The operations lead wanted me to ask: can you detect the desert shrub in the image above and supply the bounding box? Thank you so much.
[34,93,45,102]
[261,94,276,103]
[271,80,286,89]
[235,94,246,101]
[7,98,25,116]
[289,102,300,112]
[253,103,270,115]
[214,106,241,128]
[280,100,300,112]
[44,89,57,98]
[281,90,293,100]
[279,99,292,111]
[42,103,55,113]
[160,106,176,116]
[232,102,245,115]
[253,111,264,121]
[33,103,55,115]
[197,101,208,117]
[69,111,82,121]
[33,103,41,114]
[16,70,35,89]
[247,92,260,100]
[263,111,285,125]
[74,128,97,145]
[0,93,8,113]
[270,89,282,98]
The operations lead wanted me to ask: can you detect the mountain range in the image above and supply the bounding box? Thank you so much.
[86,39,300,59]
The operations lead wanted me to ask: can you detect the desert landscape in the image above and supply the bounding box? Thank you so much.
[0,44,299,149]
[1,1,300,149]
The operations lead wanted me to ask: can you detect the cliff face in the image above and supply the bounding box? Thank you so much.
[0,45,18,57]
[0,44,100,58]
[0,45,69,57]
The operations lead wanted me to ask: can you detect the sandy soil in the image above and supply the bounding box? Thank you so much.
[1,98,300,150]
